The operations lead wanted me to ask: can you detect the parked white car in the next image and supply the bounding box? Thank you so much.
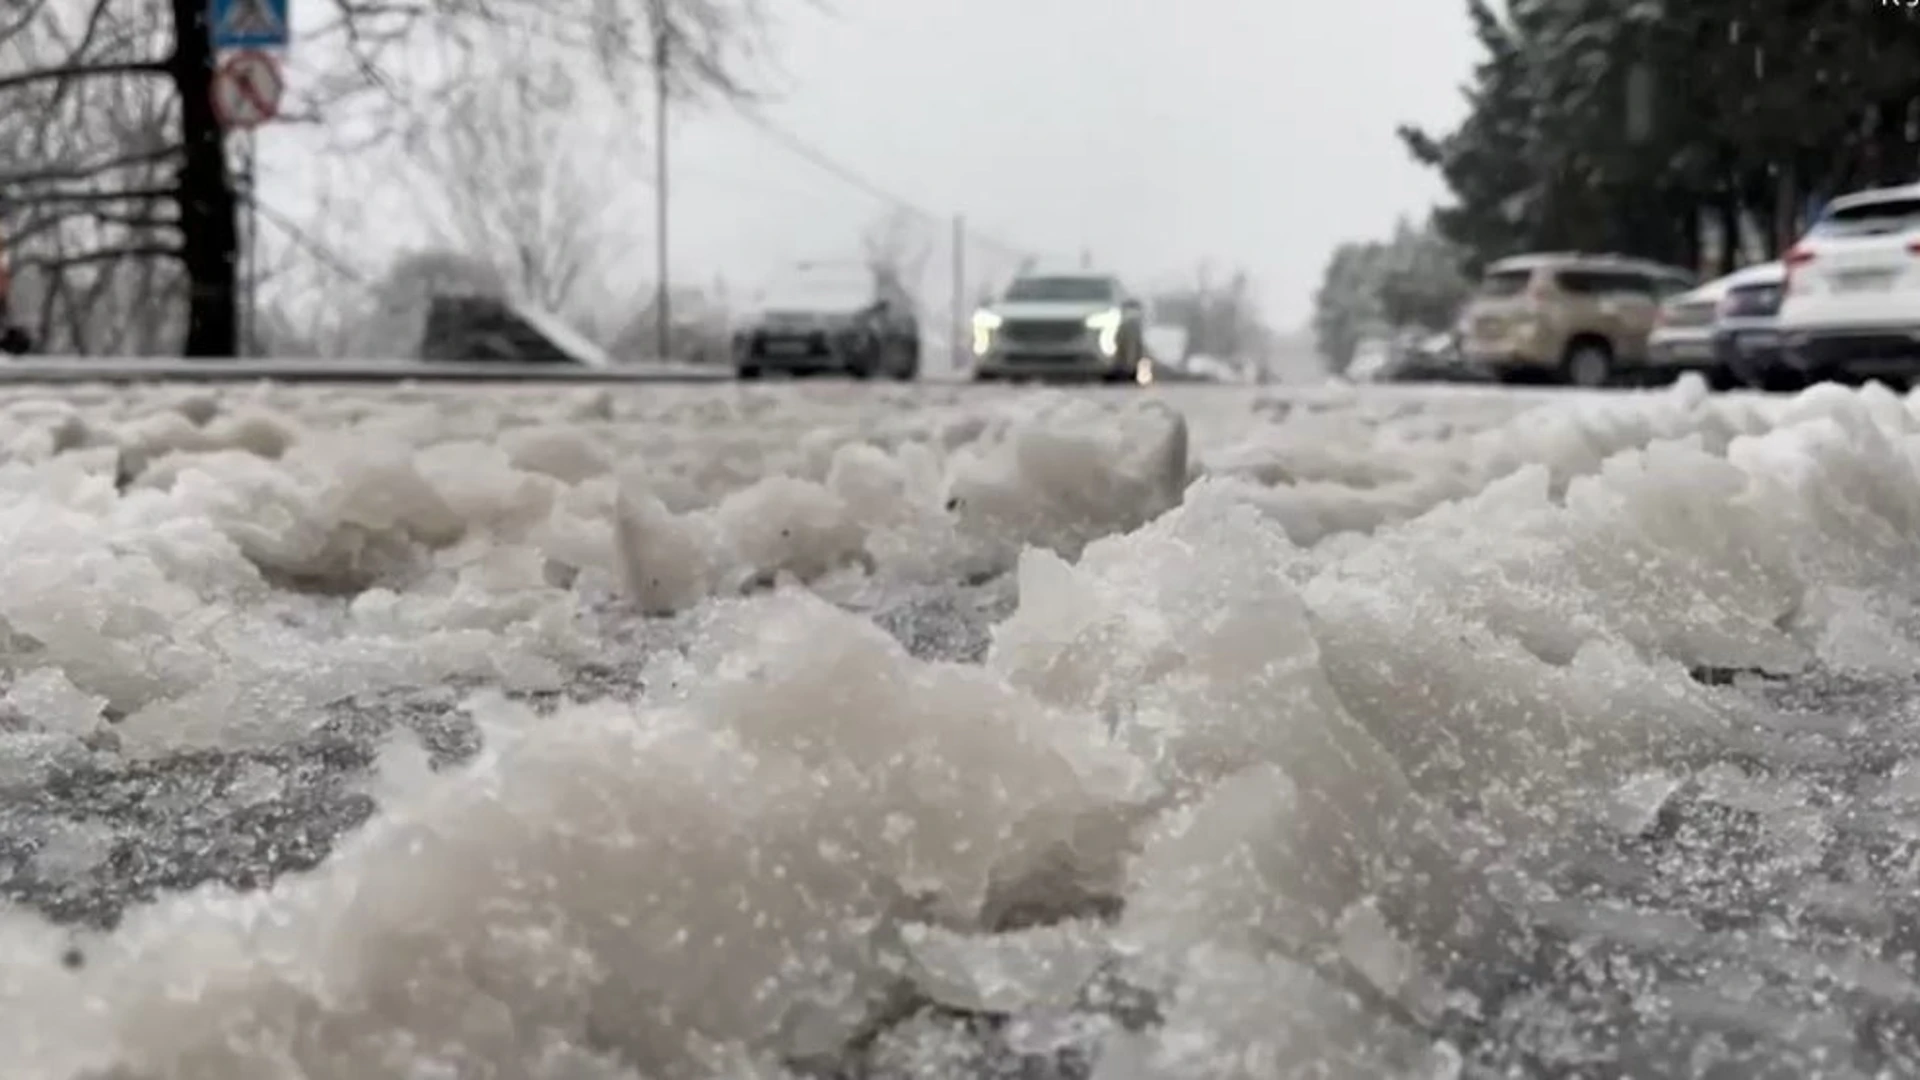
[1647,275,1736,380]
[1709,261,1788,389]
[1777,183,1920,382]
[1648,261,1782,386]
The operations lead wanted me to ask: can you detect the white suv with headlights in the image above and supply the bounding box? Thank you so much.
[1778,183,1920,382]
[971,272,1148,383]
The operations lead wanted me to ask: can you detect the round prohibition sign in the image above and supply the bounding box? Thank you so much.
[211,49,285,131]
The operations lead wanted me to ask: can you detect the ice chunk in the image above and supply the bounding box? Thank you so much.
[709,475,867,583]
[648,590,1153,924]
[1090,945,1451,1080]
[501,424,613,484]
[0,731,90,793]
[1600,770,1685,837]
[946,396,1188,562]
[613,477,717,614]
[5,667,108,736]
[30,819,117,883]
[900,920,1109,1013]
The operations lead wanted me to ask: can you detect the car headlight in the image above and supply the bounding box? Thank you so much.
[1086,308,1122,355]
[971,309,1001,355]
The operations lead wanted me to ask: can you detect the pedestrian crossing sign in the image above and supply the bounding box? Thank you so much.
[210,0,289,49]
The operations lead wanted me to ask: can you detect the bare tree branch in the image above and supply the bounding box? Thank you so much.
[20,243,183,273]
[0,57,167,96]
[43,0,122,109]
[0,145,181,189]
[0,0,56,45]
[10,186,176,208]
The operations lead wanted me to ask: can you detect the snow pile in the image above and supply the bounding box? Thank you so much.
[6,379,1920,1076]
[0,593,1150,1079]
[1203,373,1778,546]
[613,395,1191,610]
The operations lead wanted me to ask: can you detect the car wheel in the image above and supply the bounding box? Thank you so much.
[0,326,30,356]
[882,338,916,380]
[737,365,761,380]
[1559,339,1613,388]
[844,334,879,380]
[1705,366,1742,391]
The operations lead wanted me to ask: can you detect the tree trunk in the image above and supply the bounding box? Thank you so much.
[169,0,239,358]
[1676,199,1699,274]
[1874,97,1912,187]
[1716,188,1739,276]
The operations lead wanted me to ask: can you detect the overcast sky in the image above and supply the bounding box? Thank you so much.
[272,0,1479,332]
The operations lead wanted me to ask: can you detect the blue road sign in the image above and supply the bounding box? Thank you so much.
[210,0,289,49]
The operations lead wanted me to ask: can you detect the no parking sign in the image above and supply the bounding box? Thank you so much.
[210,50,284,132]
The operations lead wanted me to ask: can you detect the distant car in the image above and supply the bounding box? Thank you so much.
[0,231,30,355]
[1646,281,1728,382]
[1459,252,1696,386]
[1345,331,1474,384]
[970,272,1148,384]
[1345,338,1396,382]
[733,263,919,380]
[1706,262,1788,390]
[1777,184,1920,384]
[1647,264,1782,387]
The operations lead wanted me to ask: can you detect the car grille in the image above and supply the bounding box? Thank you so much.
[753,330,829,355]
[1000,318,1085,345]
[1663,300,1718,329]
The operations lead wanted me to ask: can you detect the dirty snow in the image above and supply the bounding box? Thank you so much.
[0,376,1919,1076]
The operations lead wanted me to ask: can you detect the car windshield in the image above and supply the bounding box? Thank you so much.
[1811,196,1920,238]
[1002,276,1117,303]
[761,268,873,311]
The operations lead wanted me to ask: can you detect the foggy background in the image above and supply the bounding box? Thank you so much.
[256,0,1478,350]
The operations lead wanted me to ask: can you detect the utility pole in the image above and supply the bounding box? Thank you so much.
[950,214,965,375]
[239,134,257,358]
[651,0,671,362]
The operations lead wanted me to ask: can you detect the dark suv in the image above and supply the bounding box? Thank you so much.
[733,263,919,380]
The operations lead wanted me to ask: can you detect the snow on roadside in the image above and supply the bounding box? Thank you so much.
[1,378,1919,1076]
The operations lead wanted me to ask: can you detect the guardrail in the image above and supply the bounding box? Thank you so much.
[0,359,733,385]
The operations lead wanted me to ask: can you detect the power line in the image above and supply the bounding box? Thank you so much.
[722,100,1030,262]
[250,197,374,288]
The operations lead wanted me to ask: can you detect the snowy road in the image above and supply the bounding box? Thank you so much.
[3,376,1920,1077]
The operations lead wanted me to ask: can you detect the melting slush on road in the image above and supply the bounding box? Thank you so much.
[1,377,1920,1076]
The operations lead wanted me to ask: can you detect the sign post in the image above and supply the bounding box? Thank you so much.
[210,0,287,356]
[210,49,283,357]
